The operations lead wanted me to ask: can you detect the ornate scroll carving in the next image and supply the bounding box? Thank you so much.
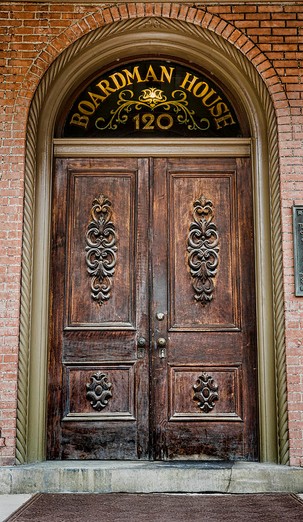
[86,372,112,411]
[85,194,117,305]
[95,88,210,132]
[187,195,219,305]
[193,373,219,413]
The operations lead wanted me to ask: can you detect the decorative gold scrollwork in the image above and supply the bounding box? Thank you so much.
[86,372,112,411]
[193,373,219,413]
[187,195,219,305]
[85,194,117,305]
[95,89,210,132]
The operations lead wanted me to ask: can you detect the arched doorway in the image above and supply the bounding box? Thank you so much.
[49,59,257,460]
[17,18,286,464]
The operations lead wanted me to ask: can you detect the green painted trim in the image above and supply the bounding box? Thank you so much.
[18,17,287,464]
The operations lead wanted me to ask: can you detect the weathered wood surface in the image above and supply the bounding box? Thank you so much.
[48,156,258,461]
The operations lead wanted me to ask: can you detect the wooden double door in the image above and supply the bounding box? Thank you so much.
[48,155,258,461]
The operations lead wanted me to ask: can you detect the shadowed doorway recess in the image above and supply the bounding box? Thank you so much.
[48,58,257,461]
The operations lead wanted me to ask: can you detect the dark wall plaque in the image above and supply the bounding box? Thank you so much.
[293,205,303,296]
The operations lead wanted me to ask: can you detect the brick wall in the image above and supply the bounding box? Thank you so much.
[0,1,303,466]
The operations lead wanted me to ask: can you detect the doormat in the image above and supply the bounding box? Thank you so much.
[5,493,303,522]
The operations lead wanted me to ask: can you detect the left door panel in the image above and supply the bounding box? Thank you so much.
[47,157,150,459]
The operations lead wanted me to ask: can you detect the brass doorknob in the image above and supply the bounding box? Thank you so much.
[138,337,146,347]
[157,337,166,347]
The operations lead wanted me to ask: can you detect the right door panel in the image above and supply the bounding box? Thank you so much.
[151,157,258,460]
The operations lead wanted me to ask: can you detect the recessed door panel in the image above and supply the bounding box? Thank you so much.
[169,364,242,422]
[169,168,239,331]
[66,170,136,328]
[64,363,136,420]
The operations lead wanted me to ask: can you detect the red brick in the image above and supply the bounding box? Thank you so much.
[145,3,154,17]
[157,3,167,17]
[233,5,257,13]
[228,28,243,43]
[286,5,303,12]
[246,14,271,20]
[235,21,260,28]
[221,24,235,39]
[0,0,302,469]
[208,15,222,30]
[246,28,272,36]
[207,6,232,14]
[179,4,189,21]
[135,3,145,17]
[224,14,245,21]
[258,5,284,12]
[201,11,212,28]
[261,20,286,28]
[216,20,227,34]
[127,3,137,19]
[273,13,296,20]
[170,3,180,19]
[186,7,197,23]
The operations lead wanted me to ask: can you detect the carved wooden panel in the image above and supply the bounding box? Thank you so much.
[169,365,242,421]
[49,156,257,461]
[64,363,136,421]
[151,157,257,461]
[187,195,219,305]
[193,372,219,412]
[169,170,240,331]
[48,157,150,460]
[65,170,136,329]
[85,194,117,306]
[86,371,112,411]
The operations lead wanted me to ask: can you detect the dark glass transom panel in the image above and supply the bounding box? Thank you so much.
[59,60,243,138]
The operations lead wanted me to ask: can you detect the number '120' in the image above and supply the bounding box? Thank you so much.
[133,113,174,131]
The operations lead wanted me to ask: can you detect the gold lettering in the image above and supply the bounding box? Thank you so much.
[88,91,106,107]
[209,102,229,118]
[160,66,174,83]
[143,65,159,82]
[156,113,174,130]
[78,100,96,115]
[123,66,143,85]
[109,72,127,90]
[70,113,89,128]
[96,79,117,99]
[202,90,221,108]
[68,63,237,134]
[179,72,235,128]
[179,72,199,92]
[214,113,236,129]
[192,81,209,98]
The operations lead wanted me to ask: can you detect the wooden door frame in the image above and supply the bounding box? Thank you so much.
[17,19,287,464]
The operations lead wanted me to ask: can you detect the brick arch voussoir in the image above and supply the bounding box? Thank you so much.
[200,16,286,109]
[16,4,287,119]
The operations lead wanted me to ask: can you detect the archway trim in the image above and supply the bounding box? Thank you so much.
[17,17,288,465]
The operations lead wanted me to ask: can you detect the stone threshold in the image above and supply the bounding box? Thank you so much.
[1,461,303,495]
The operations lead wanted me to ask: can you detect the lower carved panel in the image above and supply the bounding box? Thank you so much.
[63,363,136,421]
[193,373,219,413]
[86,372,113,411]
[169,364,242,422]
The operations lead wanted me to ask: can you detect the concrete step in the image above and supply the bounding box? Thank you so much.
[1,461,303,494]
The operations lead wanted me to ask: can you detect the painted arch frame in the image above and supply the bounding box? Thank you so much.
[17,18,288,464]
